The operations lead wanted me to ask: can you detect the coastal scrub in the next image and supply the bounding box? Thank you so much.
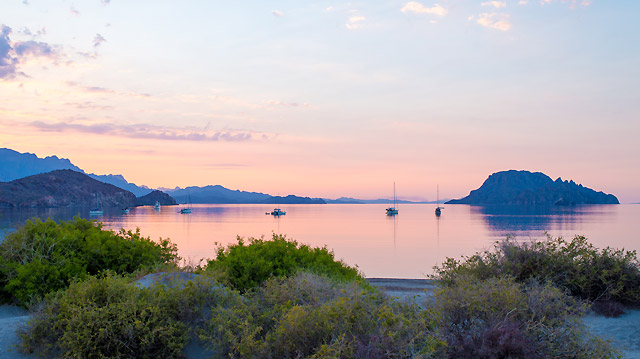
[0,217,178,306]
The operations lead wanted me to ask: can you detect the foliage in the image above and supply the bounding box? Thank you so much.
[206,234,362,292]
[0,217,178,306]
[433,234,640,309]
[433,275,620,359]
[20,272,234,359]
[201,272,445,358]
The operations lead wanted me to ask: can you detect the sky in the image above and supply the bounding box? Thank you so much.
[1,0,639,202]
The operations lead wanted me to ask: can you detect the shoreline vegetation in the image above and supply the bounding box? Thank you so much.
[0,219,636,358]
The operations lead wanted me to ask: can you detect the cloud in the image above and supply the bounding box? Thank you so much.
[101,0,110,4]
[272,10,283,17]
[401,2,447,16]
[265,100,312,108]
[481,1,507,8]
[519,0,529,4]
[0,25,60,80]
[346,16,366,30]
[70,5,79,16]
[65,81,151,98]
[541,0,590,7]
[93,33,106,47]
[26,120,263,142]
[468,12,511,31]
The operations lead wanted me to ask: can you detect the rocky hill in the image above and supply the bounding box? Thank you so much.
[136,190,177,206]
[0,148,152,196]
[0,170,138,208]
[446,170,619,205]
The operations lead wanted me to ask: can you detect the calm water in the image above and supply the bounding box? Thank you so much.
[1,204,638,278]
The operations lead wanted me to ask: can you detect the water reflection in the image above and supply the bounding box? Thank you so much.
[0,204,636,278]
[471,204,618,237]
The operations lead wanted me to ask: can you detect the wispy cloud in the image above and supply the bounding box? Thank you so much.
[541,0,591,8]
[93,34,106,48]
[101,0,110,5]
[346,16,366,30]
[481,1,507,8]
[264,100,312,109]
[468,13,511,31]
[0,25,60,80]
[26,120,266,142]
[401,2,447,16]
[69,5,79,16]
[65,81,151,98]
[519,0,529,4]
[272,10,283,17]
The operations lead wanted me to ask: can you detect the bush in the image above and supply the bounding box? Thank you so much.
[433,234,640,309]
[201,272,445,358]
[0,217,178,306]
[433,275,620,359]
[20,272,235,358]
[205,234,362,292]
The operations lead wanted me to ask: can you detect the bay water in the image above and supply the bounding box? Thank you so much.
[1,204,638,278]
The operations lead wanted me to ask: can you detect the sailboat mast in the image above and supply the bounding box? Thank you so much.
[394,181,397,208]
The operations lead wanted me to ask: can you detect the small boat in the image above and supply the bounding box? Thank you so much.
[90,193,104,216]
[386,182,399,216]
[122,207,130,214]
[154,201,160,210]
[435,184,443,216]
[266,208,286,216]
[180,190,192,214]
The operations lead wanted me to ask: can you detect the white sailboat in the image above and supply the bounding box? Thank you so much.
[385,182,399,216]
[435,185,443,216]
[89,193,104,216]
[180,190,192,214]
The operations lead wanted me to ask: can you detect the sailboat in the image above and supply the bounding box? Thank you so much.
[154,201,160,210]
[385,182,399,216]
[435,185,443,216]
[89,193,104,216]
[180,190,192,214]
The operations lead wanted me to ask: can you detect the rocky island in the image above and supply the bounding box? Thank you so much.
[0,169,139,209]
[446,170,619,205]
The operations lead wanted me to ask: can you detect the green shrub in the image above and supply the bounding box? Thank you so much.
[21,272,235,358]
[201,272,445,359]
[0,217,178,306]
[433,275,620,359]
[433,234,640,307]
[206,234,362,292]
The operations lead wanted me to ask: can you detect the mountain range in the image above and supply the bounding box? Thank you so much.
[0,148,152,197]
[446,170,619,205]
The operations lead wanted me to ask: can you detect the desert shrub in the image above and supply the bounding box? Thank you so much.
[21,272,235,358]
[0,217,178,306]
[433,234,640,308]
[433,276,620,359]
[205,234,362,292]
[202,272,445,358]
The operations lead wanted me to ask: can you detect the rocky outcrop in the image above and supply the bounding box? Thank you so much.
[0,170,138,208]
[136,190,177,206]
[446,170,619,205]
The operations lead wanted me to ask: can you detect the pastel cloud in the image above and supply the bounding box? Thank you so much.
[65,81,151,98]
[541,0,590,7]
[401,2,447,16]
[26,120,262,142]
[346,16,366,30]
[481,1,507,8]
[468,13,511,31]
[272,10,283,17]
[0,25,60,80]
[93,34,106,48]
